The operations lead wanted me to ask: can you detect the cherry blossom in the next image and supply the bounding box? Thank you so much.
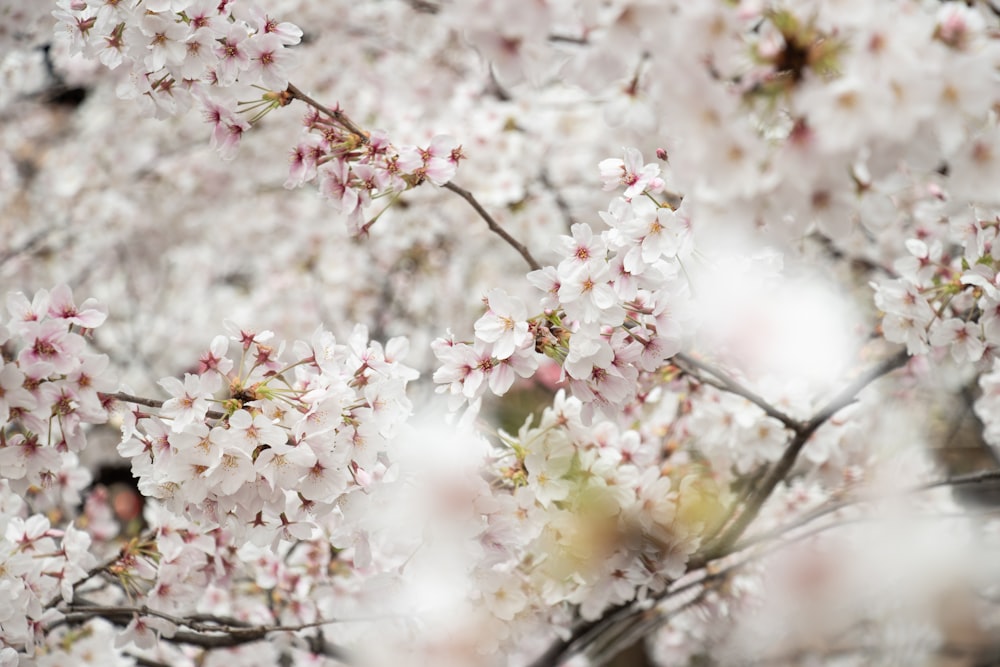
[7,1,1000,666]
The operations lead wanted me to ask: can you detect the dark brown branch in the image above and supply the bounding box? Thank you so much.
[401,0,440,13]
[442,181,543,271]
[285,83,369,143]
[673,352,800,430]
[59,604,352,661]
[698,348,910,561]
[529,349,911,667]
[130,655,172,667]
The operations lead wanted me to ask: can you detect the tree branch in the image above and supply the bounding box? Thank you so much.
[442,181,543,271]
[285,83,543,272]
[697,348,910,561]
[59,604,352,661]
[673,352,800,430]
[528,348,912,667]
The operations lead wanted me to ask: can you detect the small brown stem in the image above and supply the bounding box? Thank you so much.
[285,83,369,144]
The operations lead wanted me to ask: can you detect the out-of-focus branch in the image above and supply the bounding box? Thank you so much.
[697,348,910,562]
[539,168,578,233]
[673,352,800,430]
[530,348,912,667]
[563,500,1000,666]
[735,468,1000,553]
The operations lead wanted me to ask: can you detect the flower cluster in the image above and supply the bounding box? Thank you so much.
[52,0,466,237]
[285,115,463,235]
[0,285,113,503]
[0,495,97,657]
[434,148,690,423]
[54,0,301,130]
[466,391,718,636]
[118,322,418,547]
[873,218,1000,364]
[0,286,116,656]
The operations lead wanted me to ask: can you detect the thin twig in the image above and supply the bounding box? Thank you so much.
[44,531,156,610]
[732,468,1000,553]
[442,181,543,271]
[673,352,800,430]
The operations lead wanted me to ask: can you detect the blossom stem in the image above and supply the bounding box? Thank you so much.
[285,83,369,144]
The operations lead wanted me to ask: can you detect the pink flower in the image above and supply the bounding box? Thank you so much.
[398,135,461,185]
[285,135,323,188]
[201,97,250,161]
[0,363,37,423]
[6,289,50,337]
[557,223,607,281]
[244,33,294,91]
[239,6,303,45]
[158,372,221,433]
[319,159,361,216]
[226,409,287,452]
[46,284,107,329]
[213,24,251,85]
[488,347,538,396]
[17,320,86,379]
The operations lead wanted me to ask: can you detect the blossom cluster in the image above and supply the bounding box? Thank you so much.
[434,148,691,424]
[0,285,112,503]
[53,0,301,126]
[117,321,418,548]
[285,114,463,235]
[470,391,714,628]
[872,213,1000,365]
[0,489,98,659]
[0,286,115,657]
[52,0,466,237]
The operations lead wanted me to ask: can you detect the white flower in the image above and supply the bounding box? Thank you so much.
[474,288,530,360]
